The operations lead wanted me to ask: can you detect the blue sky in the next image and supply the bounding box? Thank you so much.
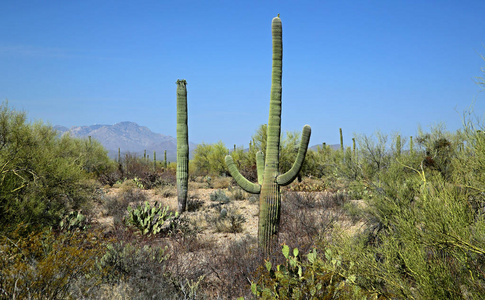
[2,1,485,147]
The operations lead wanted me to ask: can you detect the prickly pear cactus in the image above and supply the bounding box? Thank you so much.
[225,15,311,254]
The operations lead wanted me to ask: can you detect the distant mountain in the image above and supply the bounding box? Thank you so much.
[54,121,196,162]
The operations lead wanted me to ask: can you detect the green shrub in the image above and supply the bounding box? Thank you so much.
[192,142,228,176]
[0,102,110,233]
[323,126,485,299]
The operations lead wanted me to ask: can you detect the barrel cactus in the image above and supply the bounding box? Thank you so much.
[176,79,189,213]
[225,15,311,254]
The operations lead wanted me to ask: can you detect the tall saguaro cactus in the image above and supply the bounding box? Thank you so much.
[225,15,311,254]
[340,128,344,152]
[176,79,189,213]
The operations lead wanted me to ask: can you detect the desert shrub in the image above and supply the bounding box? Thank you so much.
[320,190,349,210]
[210,189,230,204]
[115,153,176,189]
[155,168,177,186]
[120,152,148,179]
[168,215,211,254]
[104,193,132,226]
[204,204,245,234]
[192,142,228,176]
[155,184,176,198]
[98,165,123,187]
[212,176,231,189]
[103,182,146,226]
[415,125,464,180]
[186,193,204,212]
[320,126,485,299]
[302,144,336,179]
[287,177,326,192]
[118,180,146,202]
[138,169,176,190]
[0,103,109,233]
[214,208,246,233]
[0,225,107,299]
[94,241,181,299]
[208,235,260,298]
[279,192,342,253]
[230,186,247,200]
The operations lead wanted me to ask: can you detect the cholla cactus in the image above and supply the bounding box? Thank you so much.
[225,15,311,254]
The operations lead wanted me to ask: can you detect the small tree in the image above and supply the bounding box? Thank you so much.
[0,102,110,232]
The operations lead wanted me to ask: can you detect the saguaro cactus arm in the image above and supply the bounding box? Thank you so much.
[225,155,261,194]
[277,125,311,186]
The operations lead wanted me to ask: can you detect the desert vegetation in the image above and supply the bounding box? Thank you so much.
[2,98,485,299]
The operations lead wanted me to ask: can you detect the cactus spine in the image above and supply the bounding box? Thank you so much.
[225,15,311,254]
[176,79,189,213]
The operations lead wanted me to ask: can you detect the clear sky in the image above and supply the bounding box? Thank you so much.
[2,1,485,147]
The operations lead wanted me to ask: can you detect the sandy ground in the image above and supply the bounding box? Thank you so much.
[94,185,366,250]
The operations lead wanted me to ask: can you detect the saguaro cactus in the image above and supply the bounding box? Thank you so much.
[352,137,356,158]
[153,151,157,171]
[225,15,311,253]
[396,134,402,157]
[176,79,189,213]
[340,128,344,152]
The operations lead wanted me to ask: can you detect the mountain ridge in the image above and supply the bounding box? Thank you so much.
[54,121,195,162]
